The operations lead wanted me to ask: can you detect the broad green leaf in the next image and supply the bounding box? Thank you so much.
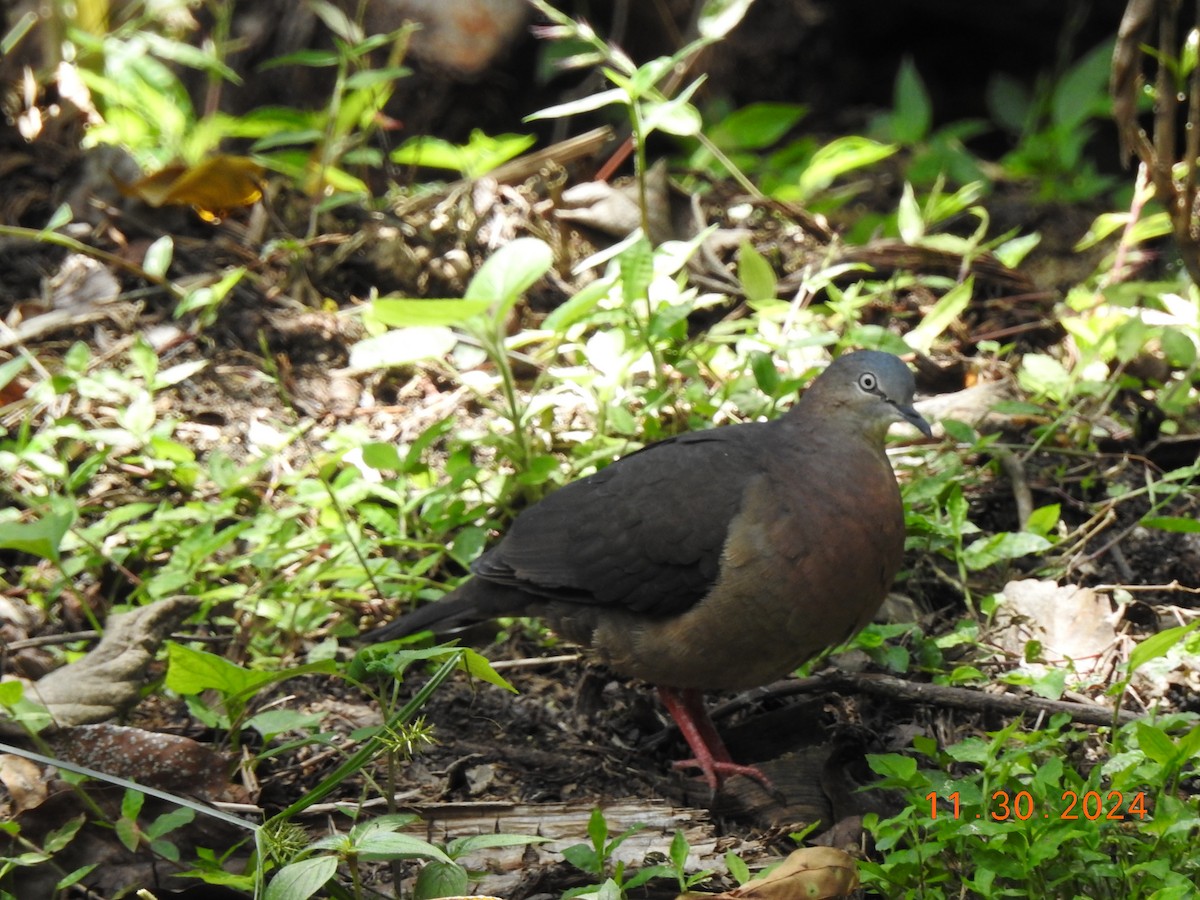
[1135,722,1178,766]
[1052,39,1114,131]
[464,237,553,321]
[1018,353,1072,402]
[0,681,22,705]
[961,531,1050,571]
[738,240,777,303]
[0,500,75,562]
[371,298,491,327]
[708,102,807,151]
[348,327,457,371]
[265,856,339,900]
[356,832,453,863]
[796,136,897,202]
[415,861,469,898]
[361,442,404,470]
[165,643,264,697]
[461,648,517,693]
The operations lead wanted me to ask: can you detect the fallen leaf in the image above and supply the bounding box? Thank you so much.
[117,154,264,222]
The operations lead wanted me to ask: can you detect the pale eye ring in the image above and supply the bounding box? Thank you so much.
[858,372,878,392]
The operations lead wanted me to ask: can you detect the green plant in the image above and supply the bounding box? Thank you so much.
[526,0,761,238]
[560,808,671,899]
[861,715,1200,899]
[264,814,452,900]
[987,39,1117,202]
[858,623,1200,900]
[254,3,415,216]
[870,57,988,188]
[391,129,535,178]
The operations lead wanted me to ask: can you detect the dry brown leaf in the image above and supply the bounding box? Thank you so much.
[993,579,1117,677]
[0,753,47,813]
[685,847,860,900]
[28,595,201,725]
[48,723,234,800]
[117,154,264,221]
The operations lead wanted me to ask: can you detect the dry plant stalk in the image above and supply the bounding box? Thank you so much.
[1111,0,1200,284]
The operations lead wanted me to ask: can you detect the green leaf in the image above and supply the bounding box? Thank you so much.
[259,50,340,70]
[1161,327,1197,368]
[371,298,492,327]
[896,182,924,243]
[725,850,751,884]
[1024,503,1061,537]
[345,67,412,89]
[348,327,458,370]
[115,816,139,853]
[143,236,174,279]
[391,130,534,177]
[697,0,756,40]
[55,863,99,890]
[961,531,1050,571]
[464,237,554,321]
[461,648,517,693]
[362,442,404,470]
[0,354,29,393]
[165,643,262,697]
[1135,722,1179,766]
[642,81,704,137]
[541,276,614,332]
[356,832,454,863]
[617,236,654,305]
[1018,353,1072,402]
[905,278,973,354]
[0,499,76,562]
[796,136,897,202]
[587,807,608,853]
[892,56,932,144]
[414,860,469,899]
[709,102,806,151]
[1142,516,1200,533]
[749,350,780,395]
[738,240,777,303]
[0,681,23,705]
[146,807,194,841]
[446,833,549,857]
[1127,620,1200,676]
[265,856,339,900]
[669,830,689,870]
[867,753,918,782]
[43,816,85,853]
[1052,40,1114,131]
[525,88,627,121]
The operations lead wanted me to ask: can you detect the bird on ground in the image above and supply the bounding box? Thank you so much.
[364,349,932,790]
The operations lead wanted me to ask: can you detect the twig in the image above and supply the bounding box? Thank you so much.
[713,670,1139,727]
